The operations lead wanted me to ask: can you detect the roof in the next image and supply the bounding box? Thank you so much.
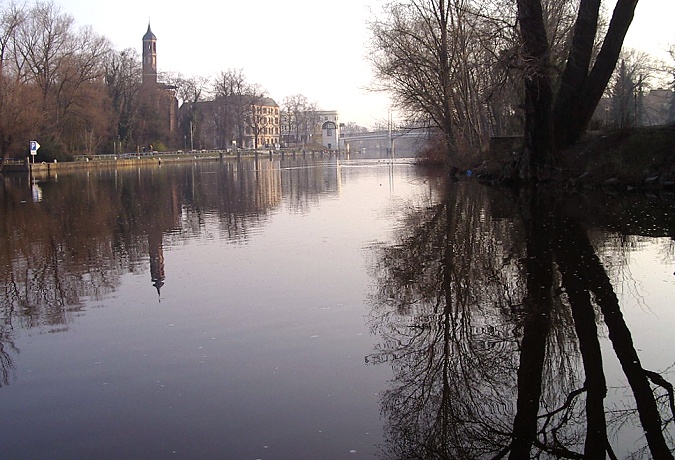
[203,95,278,107]
[253,97,278,107]
[143,24,156,41]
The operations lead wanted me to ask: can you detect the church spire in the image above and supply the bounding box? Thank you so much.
[142,22,157,85]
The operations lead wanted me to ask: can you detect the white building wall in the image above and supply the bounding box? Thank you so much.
[318,111,340,150]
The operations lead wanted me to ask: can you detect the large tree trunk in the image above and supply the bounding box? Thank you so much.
[551,0,601,145]
[552,0,639,148]
[516,0,553,181]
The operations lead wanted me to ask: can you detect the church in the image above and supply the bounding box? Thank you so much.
[138,23,178,151]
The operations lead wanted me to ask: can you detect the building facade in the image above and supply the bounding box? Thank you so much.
[280,110,343,150]
[247,98,280,149]
[316,110,340,150]
[182,96,280,150]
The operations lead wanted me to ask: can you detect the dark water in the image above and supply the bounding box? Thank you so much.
[0,158,674,459]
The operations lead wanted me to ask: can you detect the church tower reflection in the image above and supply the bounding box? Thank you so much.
[148,229,165,298]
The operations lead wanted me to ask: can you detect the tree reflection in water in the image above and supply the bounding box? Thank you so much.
[367,178,675,459]
[0,159,336,387]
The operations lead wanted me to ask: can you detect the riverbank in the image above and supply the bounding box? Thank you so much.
[474,125,675,190]
[1,148,338,177]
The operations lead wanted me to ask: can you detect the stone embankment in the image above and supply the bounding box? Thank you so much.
[2,148,336,175]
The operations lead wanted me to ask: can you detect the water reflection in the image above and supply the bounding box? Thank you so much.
[0,158,345,385]
[2,158,674,457]
[367,180,675,459]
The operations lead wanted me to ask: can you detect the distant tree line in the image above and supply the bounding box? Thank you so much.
[0,0,111,162]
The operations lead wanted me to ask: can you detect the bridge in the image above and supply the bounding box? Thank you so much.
[342,129,430,158]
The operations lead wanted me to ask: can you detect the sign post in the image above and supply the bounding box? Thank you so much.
[29,140,40,164]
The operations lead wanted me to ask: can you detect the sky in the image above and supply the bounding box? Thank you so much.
[52,0,675,128]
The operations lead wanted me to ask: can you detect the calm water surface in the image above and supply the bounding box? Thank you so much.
[1,157,674,459]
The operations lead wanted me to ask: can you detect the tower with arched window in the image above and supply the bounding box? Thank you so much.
[138,22,177,148]
[142,23,157,85]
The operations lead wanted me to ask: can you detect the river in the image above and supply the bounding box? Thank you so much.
[0,157,674,459]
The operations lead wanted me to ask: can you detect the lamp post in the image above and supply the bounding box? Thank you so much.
[388,109,395,158]
[339,123,346,156]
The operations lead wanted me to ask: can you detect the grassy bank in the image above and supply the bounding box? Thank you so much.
[473,125,675,190]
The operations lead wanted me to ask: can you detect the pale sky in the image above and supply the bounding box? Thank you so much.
[54,0,391,128]
[52,0,675,128]
[623,0,674,63]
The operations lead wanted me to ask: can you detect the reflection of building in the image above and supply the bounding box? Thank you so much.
[148,230,165,298]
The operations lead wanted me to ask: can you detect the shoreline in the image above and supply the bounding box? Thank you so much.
[1,148,344,176]
[469,125,675,192]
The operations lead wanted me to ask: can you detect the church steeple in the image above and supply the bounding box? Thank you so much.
[142,22,157,85]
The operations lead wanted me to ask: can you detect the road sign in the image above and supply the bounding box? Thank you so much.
[30,140,40,155]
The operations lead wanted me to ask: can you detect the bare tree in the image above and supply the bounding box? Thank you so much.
[550,0,639,148]
[212,69,250,148]
[245,86,271,150]
[162,72,209,108]
[670,45,675,124]
[341,121,369,134]
[280,94,319,146]
[55,25,111,153]
[7,1,111,157]
[0,0,24,76]
[0,1,33,165]
[163,71,210,149]
[369,0,457,162]
[612,59,637,128]
[369,0,639,179]
[104,48,142,151]
[481,0,639,179]
[12,1,74,106]
[211,69,267,149]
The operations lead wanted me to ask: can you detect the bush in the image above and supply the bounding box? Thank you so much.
[33,139,73,163]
